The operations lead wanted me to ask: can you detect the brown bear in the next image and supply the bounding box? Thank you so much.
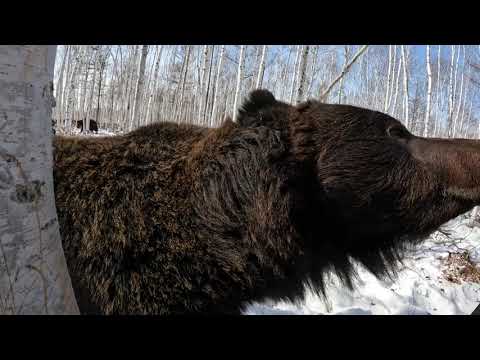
[52,89,480,315]
[76,119,99,133]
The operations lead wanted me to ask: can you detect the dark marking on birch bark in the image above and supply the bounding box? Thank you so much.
[11,180,44,203]
[0,166,14,189]
[40,217,57,231]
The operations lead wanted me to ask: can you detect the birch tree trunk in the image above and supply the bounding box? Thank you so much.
[447,45,456,137]
[289,45,301,103]
[384,45,392,112]
[54,46,68,124]
[391,48,402,118]
[85,50,99,131]
[95,55,106,124]
[232,45,245,122]
[210,45,226,124]
[65,49,80,130]
[0,45,79,314]
[174,45,192,122]
[80,46,92,124]
[255,45,267,89]
[130,45,148,131]
[433,45,441,137]
[400,45,409,128]
[146,46,163,124]
[59,46,72,129]
[453,46,466,137]
[306,45,319,97]
[198,45,210,122]
[424,45,432,137]
[338,46,349,104]
[203,45,215,124]
[295,45,310,103]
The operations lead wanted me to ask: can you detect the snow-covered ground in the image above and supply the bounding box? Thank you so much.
[245,214,480,315]
[63,128,480,315]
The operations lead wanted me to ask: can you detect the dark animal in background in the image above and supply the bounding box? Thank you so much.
[52,118,57,135]
[52,89,480,315]
[76,119,99,133]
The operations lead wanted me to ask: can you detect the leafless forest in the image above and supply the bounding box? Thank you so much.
[53,45,480,138]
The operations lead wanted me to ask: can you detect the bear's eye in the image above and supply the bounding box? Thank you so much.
[387,125,410,141]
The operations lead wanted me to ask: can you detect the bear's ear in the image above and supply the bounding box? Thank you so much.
[236,89,278,127]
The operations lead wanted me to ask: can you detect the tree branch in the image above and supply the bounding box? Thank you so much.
[319,45,369,101]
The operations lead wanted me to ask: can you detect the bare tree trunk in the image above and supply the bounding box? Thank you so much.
[65,49,80,130]
[174,45,192,122]
[295,45,310,103]
[391,47,402,118]
[338,46,349,104]
[232,45,246,122]
[433,45,442,137]
[424,45,432,137]
[306,45,319,97]
[203,45,215,124]
[85,49,99,131]
[255,45,268,89]
[0,45,79,314]
[130,45,148,131]
[453,46,466,137]
[211,45,226,125]
[289,45,301,103]
[59,46,73,129]
[146,46,163,124]
[400,45,409,129]
[95,54,106,124]
[447,45,456,137]
[198,45,210,123]
[384,45,392,112]
[54,46,68,124]
[123,45,139,128]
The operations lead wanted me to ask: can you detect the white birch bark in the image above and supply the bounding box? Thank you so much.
[400,45,409,128]
[80,46,92,123]
[453,46,466,137]
[289,45,301,103]
[433,45,442,137]
[338,46,349,104]
[130,45,148,131]
[0,45,79,314]
[175,45,192,122]
[306,45,319,97]
[203,45,215,124]
[232,45,245,122]
[391,47,402,117]
[384,45,392,112]
[210,45,226,124]
[424,45,432,137]
[255,45,268,89]
[146,46,163,124]
[447,45,456,137]
[54,46,68,124]
[295,45,310,103]
[198,45,209,122]
[85,49,99,131]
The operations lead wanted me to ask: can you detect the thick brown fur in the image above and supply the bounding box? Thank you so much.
[53,90,479,314]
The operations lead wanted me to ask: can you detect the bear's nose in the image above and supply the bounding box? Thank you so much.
[408,137,480,202]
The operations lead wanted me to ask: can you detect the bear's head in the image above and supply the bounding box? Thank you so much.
[237,89,480,286]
